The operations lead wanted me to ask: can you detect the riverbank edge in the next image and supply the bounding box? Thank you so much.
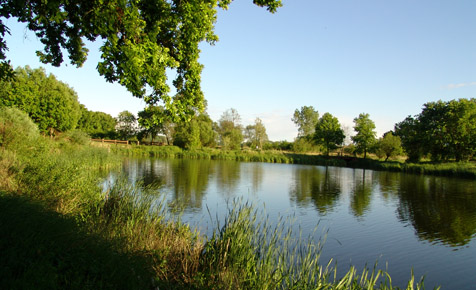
[0,140,435,289]
[111,145,476,179]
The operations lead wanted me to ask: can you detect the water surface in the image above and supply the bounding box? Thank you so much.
[115,158,476,289]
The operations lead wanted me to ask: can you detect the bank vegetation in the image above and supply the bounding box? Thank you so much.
[0,106,436,289]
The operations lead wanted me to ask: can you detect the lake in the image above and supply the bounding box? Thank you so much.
[112,157,476,289]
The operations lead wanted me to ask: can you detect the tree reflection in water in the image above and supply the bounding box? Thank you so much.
[215,160,241,198]
[169,159,214,211]
[350,169,375,219]
[396,174,476,246]
[121,158,476,247]
[290,166,341,215]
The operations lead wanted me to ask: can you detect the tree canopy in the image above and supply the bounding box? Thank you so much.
[292,106,319,138]
[116,110,137,140]
[375,132,402,161]
[313,112,345,156]
[351,113,376,159]
[173,112,216,149]
[0,0,282,119]
[395,98,476,162]
[0,66,81,135]
[77,106,116,139]
[217,108,243,150]
[244,117,268,149]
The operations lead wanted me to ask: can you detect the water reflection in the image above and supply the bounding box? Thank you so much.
[377,171,400,201]
[350,169,375,218]
[169,159,213,211]
[290,166,341,215]
[119,158,476,247]
[250,163,264,193]
[122,158,168,188]
[396,175,476,246]
[215,160,241,197]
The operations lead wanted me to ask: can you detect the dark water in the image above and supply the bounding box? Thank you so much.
[115,158,476,289]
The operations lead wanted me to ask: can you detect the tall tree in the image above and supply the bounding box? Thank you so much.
[217,108,243,150]
[244,118,268,149]
[396,98,476,162]
[394,116,422,162]
[445,99,476,161]
[292,106,319,138]
[0,0,281,118]
[173,118,200,149]
[173,112,216,149]
[197,113,217,148]
[0,66,81,135]
[116,111,137,140]
[351,113,376,159]
[313,113,345,156]
[375,132,403,161]
[417,101,451,161]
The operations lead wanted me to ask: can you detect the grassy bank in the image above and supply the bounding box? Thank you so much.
[0,140,435,289]
[0,110,434,289]
[112,144,476,179]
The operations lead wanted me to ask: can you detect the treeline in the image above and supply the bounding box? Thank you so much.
[2,66,475,163]
[394,99,476,162]
[122,107,270,151]
[0,66,117,139]
[292,101,476,162]
[0,66,271,150]
[291,106,403,161]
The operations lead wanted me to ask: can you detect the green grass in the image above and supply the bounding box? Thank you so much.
[0,134,439,289]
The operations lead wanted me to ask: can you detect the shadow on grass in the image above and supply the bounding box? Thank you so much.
[0,193,155,290]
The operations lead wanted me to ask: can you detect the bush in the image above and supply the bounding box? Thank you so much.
[0,106,39,151]
[292,137,320,153]
[58,130,91,145]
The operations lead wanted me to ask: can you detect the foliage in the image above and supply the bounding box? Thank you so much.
[394,116,423,162]
[0,106,39,151]
[116,110,137,140]
[418,99,476,161]
[217,108,243,150]
[313,112,345,156]
[395,98,476,162]
[58,130,91,146]
[174,118,201,149]
[77,106,117,139]
[375,132,403,161]
[0,0,282,119]
[244,117,268,149]
[352,113,377,159]
[292,136,320,153]
[196,113,217,148]
[292,105,319,138]
[173,113,216,149]
[138,105,175,144]
[0,66,81,135]
[263,140,293,151]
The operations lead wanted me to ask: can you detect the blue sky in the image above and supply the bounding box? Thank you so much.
[4,0,476,141]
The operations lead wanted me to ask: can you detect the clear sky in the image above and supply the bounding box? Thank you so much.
[3,0,476,141]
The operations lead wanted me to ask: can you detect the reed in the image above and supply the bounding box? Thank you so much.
[196,200,434,290]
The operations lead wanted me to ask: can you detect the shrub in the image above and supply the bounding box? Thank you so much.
[0,106,39,150]
[58,130,91,145]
